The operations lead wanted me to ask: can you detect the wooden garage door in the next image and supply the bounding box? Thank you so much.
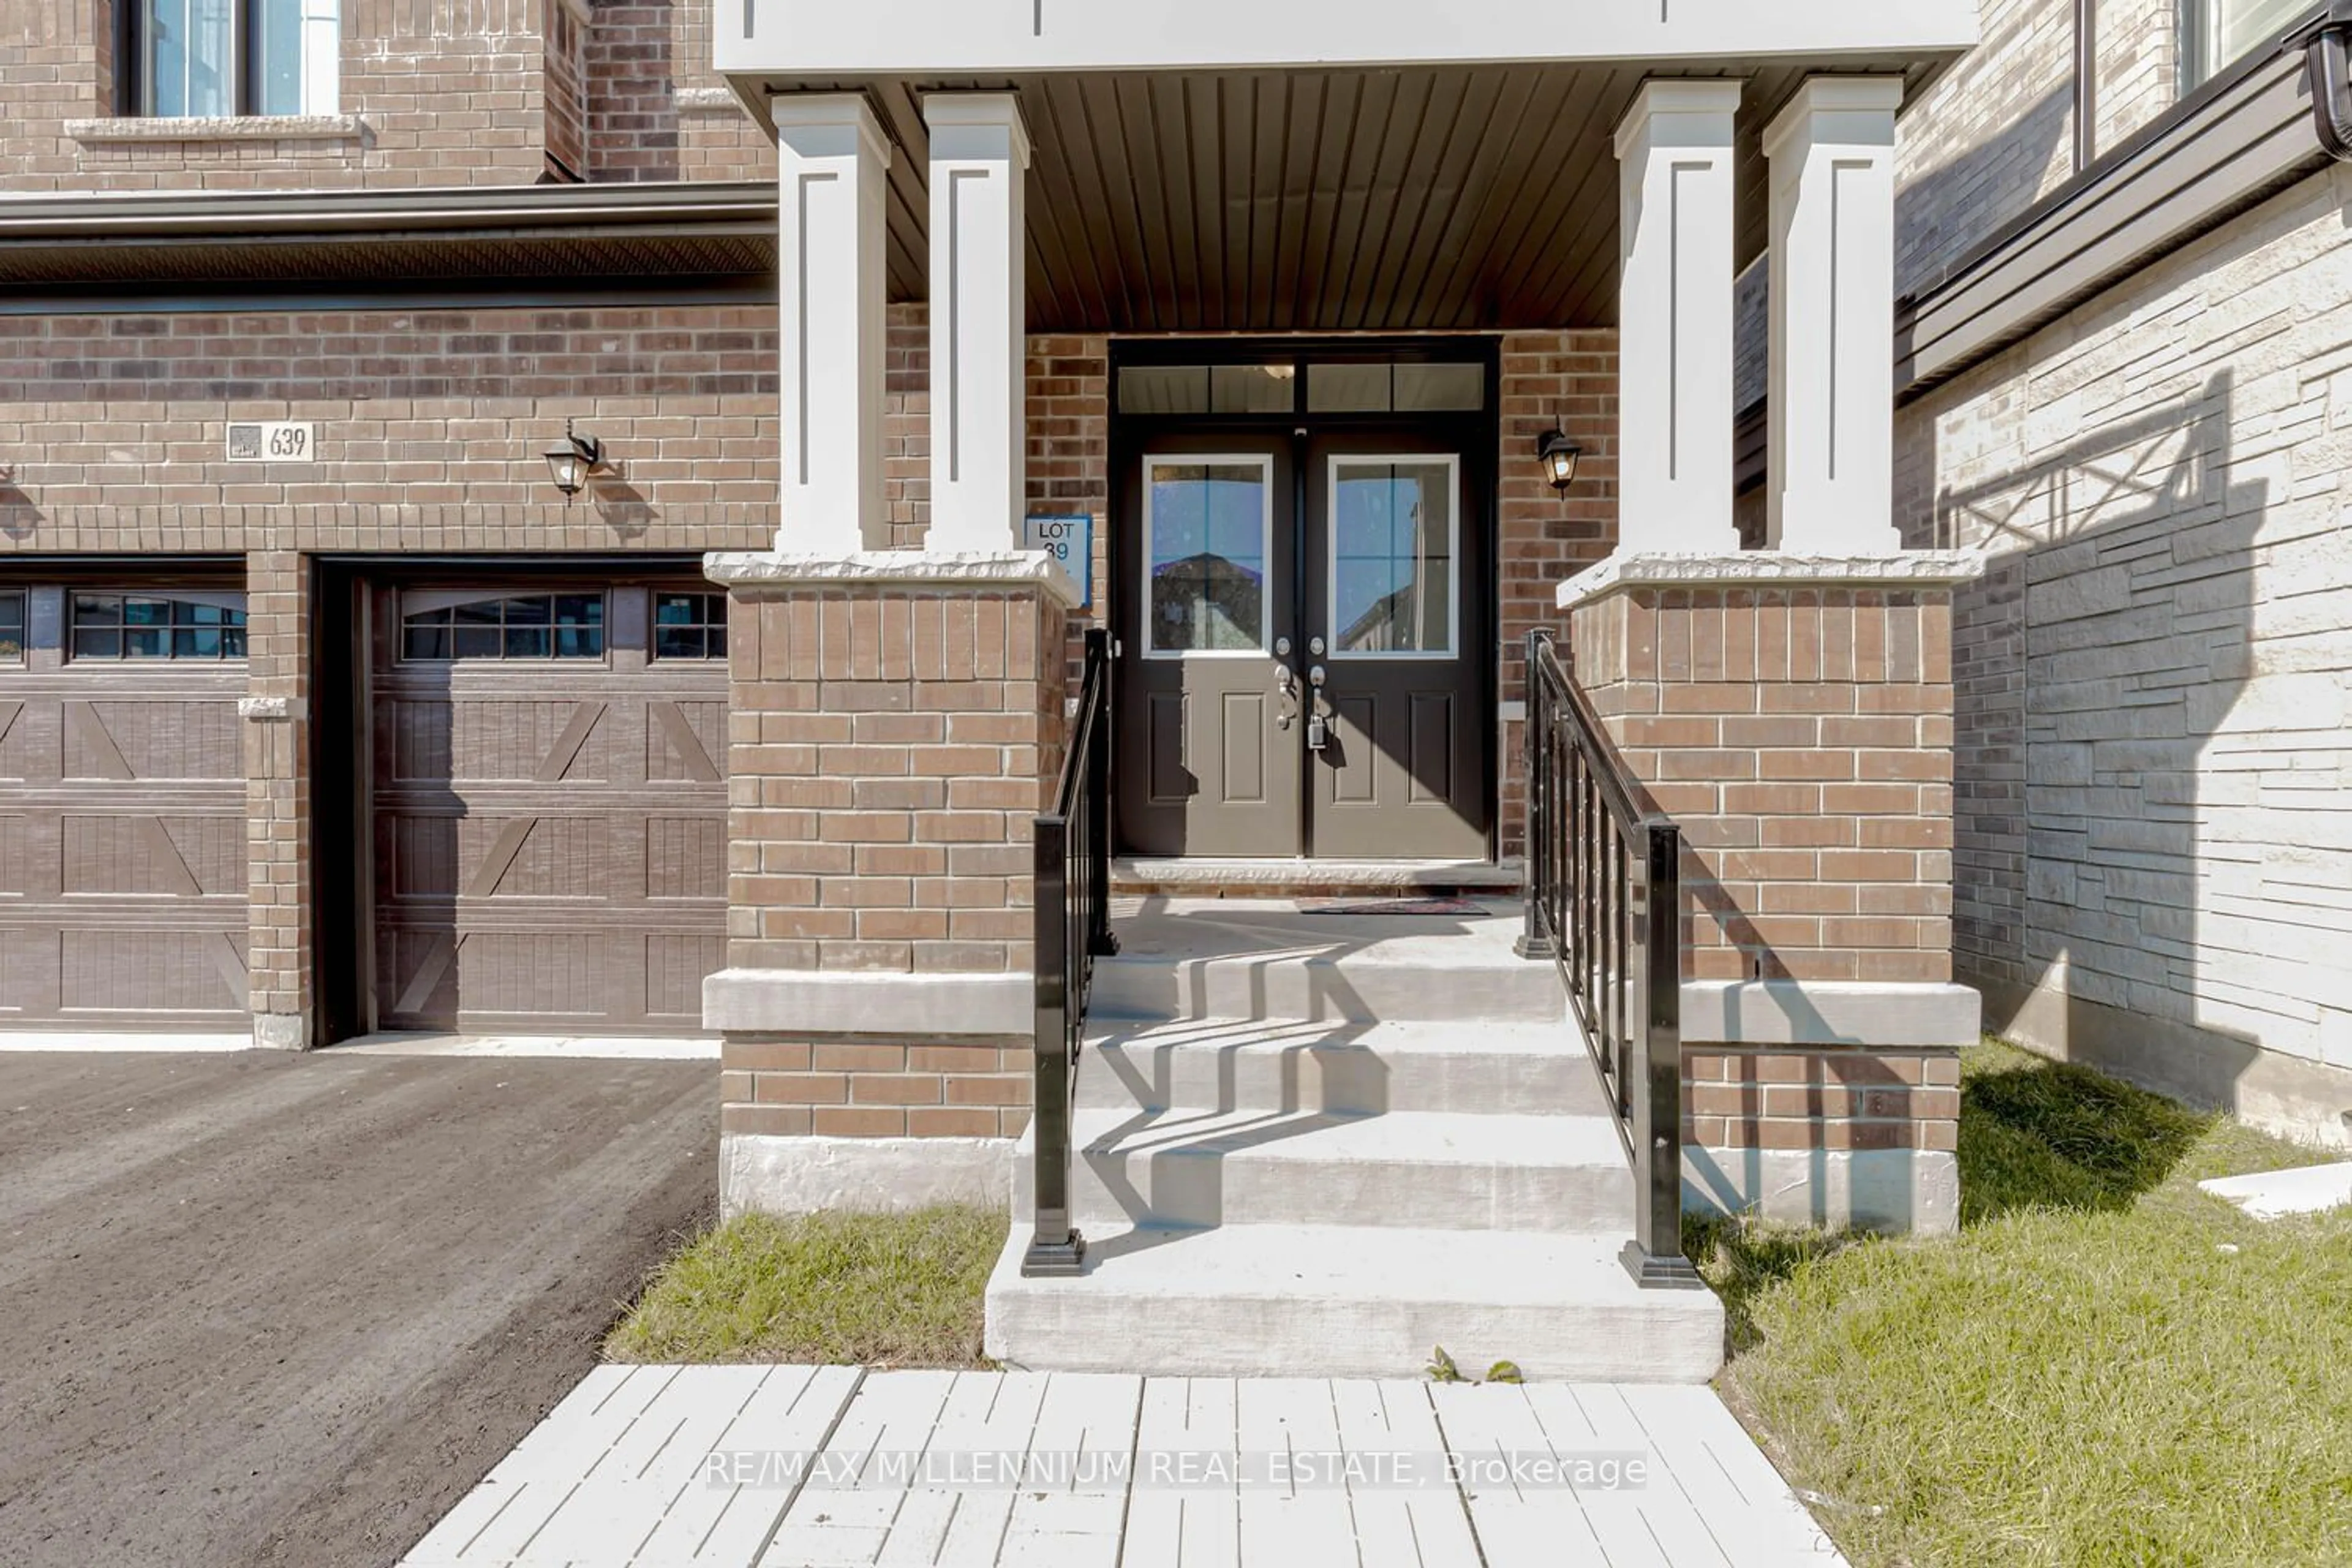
[369,582,729,1035]
[0,584,251,1028]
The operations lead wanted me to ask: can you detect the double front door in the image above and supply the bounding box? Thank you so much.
[1118,429,1489,860]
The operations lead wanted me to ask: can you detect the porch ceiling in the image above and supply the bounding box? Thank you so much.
[767,61,1943,334]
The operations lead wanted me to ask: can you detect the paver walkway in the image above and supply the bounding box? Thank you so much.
[402,1366,1845,1567]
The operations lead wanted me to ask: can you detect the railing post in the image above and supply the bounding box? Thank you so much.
[1085,628,1118,958]
[1022,813,1085,1278]
[1516,630,1557,961]
[1623,821,1703,1289]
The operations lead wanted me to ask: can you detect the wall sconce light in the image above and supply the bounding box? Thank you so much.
[543,419,605,498]
[1536,429,1582,492]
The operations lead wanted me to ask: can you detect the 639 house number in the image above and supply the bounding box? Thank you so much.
[225,421,318,462]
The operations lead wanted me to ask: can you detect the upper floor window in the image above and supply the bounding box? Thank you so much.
[129,0,340,118]
[2184,0,2315,88]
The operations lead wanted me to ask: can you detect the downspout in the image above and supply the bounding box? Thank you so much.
[2294,0,2352,161]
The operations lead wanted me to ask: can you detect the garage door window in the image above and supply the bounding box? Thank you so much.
[70,592,247,660]
[401,592,605,662]
[652,592,728,660]
[0,592,23,663]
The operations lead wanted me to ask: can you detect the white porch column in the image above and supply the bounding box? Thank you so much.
[1612,80,1742,554]
[1764,78,1905,554]
[774,96,892,553]
[922,94,1032,552]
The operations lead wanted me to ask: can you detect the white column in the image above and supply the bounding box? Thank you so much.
[1765,77,1905,554]
[774,96,892,554]
[922,94,1032,552]
[1613,80,1742,554]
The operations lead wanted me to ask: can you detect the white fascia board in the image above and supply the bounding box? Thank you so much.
[719,0,1980,77]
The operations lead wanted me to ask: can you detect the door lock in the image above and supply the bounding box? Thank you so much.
[1306,714,1329,751]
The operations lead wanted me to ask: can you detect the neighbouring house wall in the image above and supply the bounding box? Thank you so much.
[1895,162,2352,1150]
[1896,0,2080,296]
[0,0,772,190]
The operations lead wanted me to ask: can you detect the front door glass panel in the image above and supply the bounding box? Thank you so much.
[1330,457,1457,657]
[1144,457,1272,655]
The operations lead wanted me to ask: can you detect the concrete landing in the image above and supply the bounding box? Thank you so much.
[402,1364,1844,1567]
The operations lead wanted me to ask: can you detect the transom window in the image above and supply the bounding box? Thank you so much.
[1116,359,1484,417]
[400,593,605,662]
[652,592,729,661]
[70,592,249,660]
[128,0,340,119]
[0,592,23,665]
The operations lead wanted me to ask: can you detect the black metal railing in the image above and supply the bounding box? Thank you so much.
[1022,625,1117,1278]
[1521,629,1704,1289]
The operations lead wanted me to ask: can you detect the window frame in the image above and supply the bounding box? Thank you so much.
[1139,453,1276,662]
[66,589,250,663]
[396,589,609,665]
[117,0,339,120]
[650,591,731,663]
[0,590,25,667]
[2181,0,2318,89]
[1325,453,1462,663]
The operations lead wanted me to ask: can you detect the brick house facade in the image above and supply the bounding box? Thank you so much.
[2,0,2005,1256]
[1891,0,2352,1148]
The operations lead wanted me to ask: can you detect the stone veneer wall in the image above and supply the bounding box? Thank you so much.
[1895,159,2352,1148]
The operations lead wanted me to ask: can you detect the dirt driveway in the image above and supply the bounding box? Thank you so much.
[0,1049,716,1568]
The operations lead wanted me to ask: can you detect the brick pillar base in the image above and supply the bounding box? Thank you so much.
[701,550,1076,1216]
[1559,551,1985,1232]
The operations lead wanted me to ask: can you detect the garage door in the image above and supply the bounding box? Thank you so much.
[369,580,729,1035]
[0,582,251,1028]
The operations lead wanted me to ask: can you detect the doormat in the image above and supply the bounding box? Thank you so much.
[1298,897,1487,917]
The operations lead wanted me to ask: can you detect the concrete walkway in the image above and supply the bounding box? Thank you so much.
[402,1365,1845,1567]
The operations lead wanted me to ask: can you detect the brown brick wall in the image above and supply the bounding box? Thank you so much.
[723,584,1067,977]
[1686,1046,1961,1153]
[0,0,771,190]
[0,300,778,1040]
[1569,585,1958,984]
[0,305,778,518]
[720,1036,1031,1140]
[1499,329,1621,861]
[583,0,774,183]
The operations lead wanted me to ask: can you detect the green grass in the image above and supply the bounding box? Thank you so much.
[1694,1041,2352,1568]
[605,1204,1007,1368]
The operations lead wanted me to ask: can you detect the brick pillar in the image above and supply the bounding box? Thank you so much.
[243,549,312,1049]
[1558,551,1985,1231]
[701,552,1077,1216]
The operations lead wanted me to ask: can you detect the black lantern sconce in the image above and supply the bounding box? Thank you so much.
[543,419,605,499]
[1536,428,1582,492]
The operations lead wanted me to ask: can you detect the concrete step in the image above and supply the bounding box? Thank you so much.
[986,1221,1724,1382]
[1092,897,1562,1025]
[1014,1107,1635,1233]
[1080,1017,1612,1118]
